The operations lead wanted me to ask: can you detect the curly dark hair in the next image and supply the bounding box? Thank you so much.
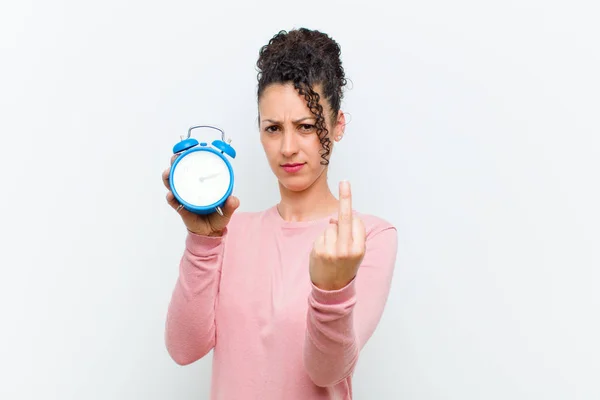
[256,28,348,165]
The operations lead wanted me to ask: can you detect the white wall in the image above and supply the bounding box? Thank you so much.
[1,0,598,399]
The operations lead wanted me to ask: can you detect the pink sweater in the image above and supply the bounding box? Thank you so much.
[165,205,398,399]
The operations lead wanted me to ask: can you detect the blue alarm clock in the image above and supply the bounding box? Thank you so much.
[169,125,236,216]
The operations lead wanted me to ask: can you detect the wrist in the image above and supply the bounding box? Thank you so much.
[312,279,353,292]
[311,272,356,292]
[187,228,225,237]
[310,277,357,305]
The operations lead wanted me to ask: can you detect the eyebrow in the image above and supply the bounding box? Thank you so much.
[261,117,315,125]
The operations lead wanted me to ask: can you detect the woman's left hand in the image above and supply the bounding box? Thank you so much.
[309,181,366,291]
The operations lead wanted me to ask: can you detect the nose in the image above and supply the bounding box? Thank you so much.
[280,129,298,158]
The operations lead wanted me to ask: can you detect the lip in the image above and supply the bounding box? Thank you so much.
[281,163,305,173]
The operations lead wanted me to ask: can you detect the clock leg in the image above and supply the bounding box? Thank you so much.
[215,206,224,217]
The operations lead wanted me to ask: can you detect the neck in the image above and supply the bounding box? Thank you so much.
[276,169,338,222]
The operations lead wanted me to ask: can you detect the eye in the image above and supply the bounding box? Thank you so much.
[299,124,315,132]
[265,125,280,133]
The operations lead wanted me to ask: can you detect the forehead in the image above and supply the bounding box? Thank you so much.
[258,82,330,117]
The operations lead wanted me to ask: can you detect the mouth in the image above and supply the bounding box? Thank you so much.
[281,163,306,173]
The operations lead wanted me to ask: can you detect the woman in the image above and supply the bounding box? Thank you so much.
[162,28,398,399]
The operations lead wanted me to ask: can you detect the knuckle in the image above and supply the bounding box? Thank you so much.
[337,249,349,259]
[352,248,365,259]
[353,249,365,258]
[339,213,352,222]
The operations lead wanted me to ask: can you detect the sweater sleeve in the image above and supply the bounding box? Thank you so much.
[164,230,226,365]
[303,225,398,386]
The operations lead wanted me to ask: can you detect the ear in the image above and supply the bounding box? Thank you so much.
[332,110,346,142]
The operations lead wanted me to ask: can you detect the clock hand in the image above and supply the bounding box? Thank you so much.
[198,172,220,182]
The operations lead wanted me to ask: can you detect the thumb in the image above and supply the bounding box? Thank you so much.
[222,195,240,218]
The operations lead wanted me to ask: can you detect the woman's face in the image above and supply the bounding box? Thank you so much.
[258,82,344,192]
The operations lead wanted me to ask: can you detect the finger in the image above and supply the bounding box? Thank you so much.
[324,222,337,254]
[166,191,190,216]
[351,217,366,256]
[337,180,353,248]
[221,196,240,218]
[162,168,171,190]
[312,231,326,254]
[165,191,179,210]
[164,153,181,188]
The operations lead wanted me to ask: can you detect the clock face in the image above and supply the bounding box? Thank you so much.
[172,150,231,207]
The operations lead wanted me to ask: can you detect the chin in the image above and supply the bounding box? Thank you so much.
[278,177,313,192]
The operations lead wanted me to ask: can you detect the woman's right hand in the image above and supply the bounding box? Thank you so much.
[162,154,240,237]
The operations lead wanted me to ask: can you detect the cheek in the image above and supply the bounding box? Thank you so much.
[260,139,278,163]
[303,135,324,158]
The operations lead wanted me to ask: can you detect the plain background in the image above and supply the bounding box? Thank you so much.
[1,0,599,399]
